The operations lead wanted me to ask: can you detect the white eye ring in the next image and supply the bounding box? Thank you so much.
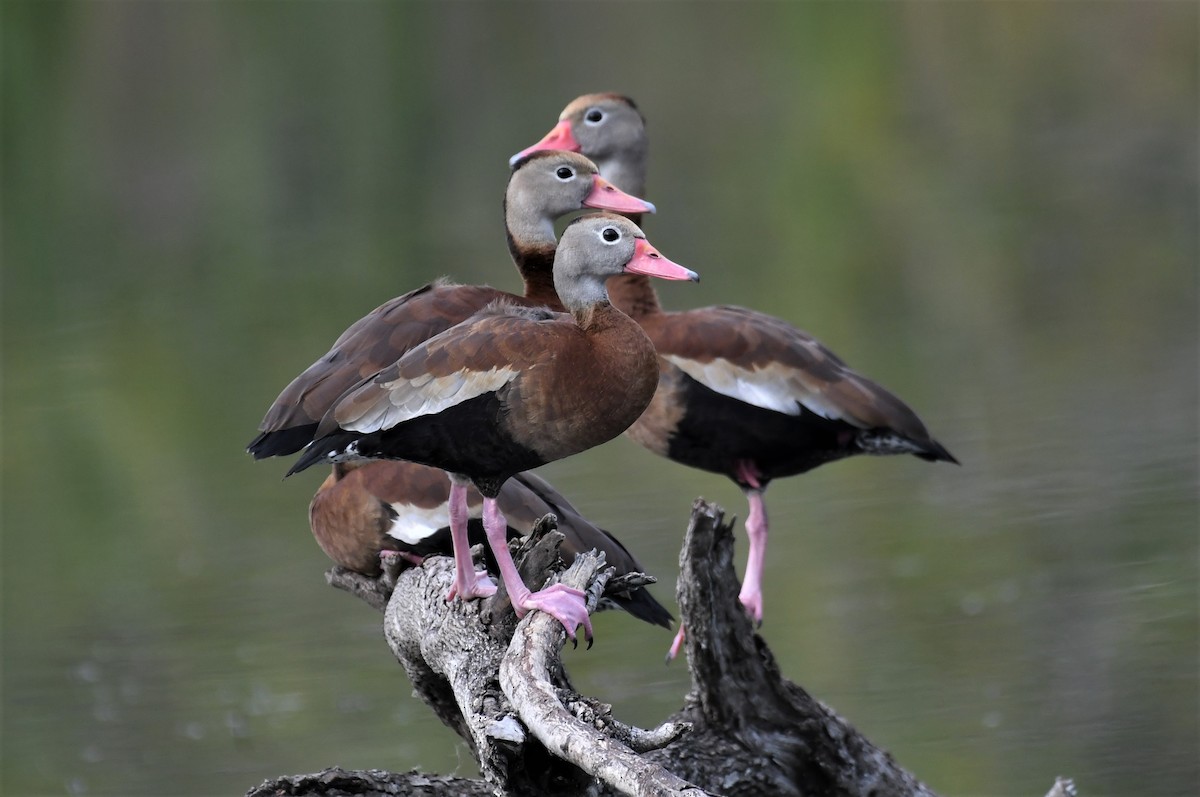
[584,108,604,126]
[555,166,574,181]
[600,227,620,244]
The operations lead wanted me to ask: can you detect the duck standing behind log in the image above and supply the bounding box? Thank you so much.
[515,94,957,652]
[289,215,700,642]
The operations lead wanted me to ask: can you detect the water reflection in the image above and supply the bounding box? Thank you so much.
[3,2,1196,796]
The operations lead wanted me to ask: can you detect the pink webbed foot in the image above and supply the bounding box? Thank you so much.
[446,570,497,602]
[517,583,594,648]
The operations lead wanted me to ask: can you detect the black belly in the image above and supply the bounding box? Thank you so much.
[361,393,544,497]
[666,373,862,486]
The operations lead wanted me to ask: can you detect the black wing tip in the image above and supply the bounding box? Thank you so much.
[245,433,271,458]
[285,430,366,477]
[246,424,320,460]
[285,441,336,477]
[284,453,320,478]
[616,590,675,630]
[919,440,960,466]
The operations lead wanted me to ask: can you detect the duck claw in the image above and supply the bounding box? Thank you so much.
[519,583,594,648]
[446,570,497,602]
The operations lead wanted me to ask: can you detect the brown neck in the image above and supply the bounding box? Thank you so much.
[507,236,563,309]
[503,187,564,310]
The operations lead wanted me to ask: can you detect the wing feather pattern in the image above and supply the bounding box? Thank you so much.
[323,306,574,437]
[249,280,524,456]
[652,306,930,438]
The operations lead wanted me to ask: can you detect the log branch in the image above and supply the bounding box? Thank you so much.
[379,524,588,794]
[639,499,940,797]
[246,767,494,797]
[1045,777,1078,797]
[327,566,393,612]
[500,550,712,797]
[254,501,1075,797]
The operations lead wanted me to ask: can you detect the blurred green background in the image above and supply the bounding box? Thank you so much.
[3,3,1196,796]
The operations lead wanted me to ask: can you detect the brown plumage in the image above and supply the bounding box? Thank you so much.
[289,214,699,642]
[247,150,654,459]
[298,296,663,487]
[310,461,673,627]
[515,95,957,641]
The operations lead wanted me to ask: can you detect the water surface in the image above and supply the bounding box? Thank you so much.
[4,4,1196,796]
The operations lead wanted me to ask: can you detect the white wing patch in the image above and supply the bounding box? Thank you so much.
[385,501,484,545]
[663,354,855,423]
[341,366,518,433]
[664,355,800,415]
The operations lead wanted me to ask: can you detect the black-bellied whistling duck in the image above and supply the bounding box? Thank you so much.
[510,94,647,206]
[310,460,673,628]
[288,214,699,641]
[247,150,655,459]
[251,151,665,629]
[515,95,958,651]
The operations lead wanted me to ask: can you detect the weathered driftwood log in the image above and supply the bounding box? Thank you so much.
[248,500,1073,797]
[245,767,494,797]
[639,500,938,797]
[379,522,705,795]
[498,553,704,797]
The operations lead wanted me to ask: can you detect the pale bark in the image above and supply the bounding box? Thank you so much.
[248,501,1074,797]
[499,550,704,797]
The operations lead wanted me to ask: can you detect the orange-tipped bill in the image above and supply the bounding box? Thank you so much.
[509,119,580,167]
[583,175,656,215]
[625,239,699,282]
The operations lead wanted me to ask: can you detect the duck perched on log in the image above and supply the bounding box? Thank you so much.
[310,461,673,628]
[249,152,671,633]
[289,215,699,642]
[247,150,655,459]
[516,94,957,647]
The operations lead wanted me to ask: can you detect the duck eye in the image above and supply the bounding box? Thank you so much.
[585,109,604,124]
[555,167,574,180]
[601,227,620,243]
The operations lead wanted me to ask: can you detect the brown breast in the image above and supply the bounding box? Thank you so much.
[503,302,659,463]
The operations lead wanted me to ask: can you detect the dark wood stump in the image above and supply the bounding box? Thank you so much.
[248,500,1075,797]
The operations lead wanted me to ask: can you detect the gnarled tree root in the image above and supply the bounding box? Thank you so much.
[249,502,1074,797]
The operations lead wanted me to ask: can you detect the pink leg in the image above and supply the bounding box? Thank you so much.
[667,462,768,662]
[482,497,593,645]
[445,480,496,602]
[666,625,687,662]
[735,460,768,625]
[738,490,768,625]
